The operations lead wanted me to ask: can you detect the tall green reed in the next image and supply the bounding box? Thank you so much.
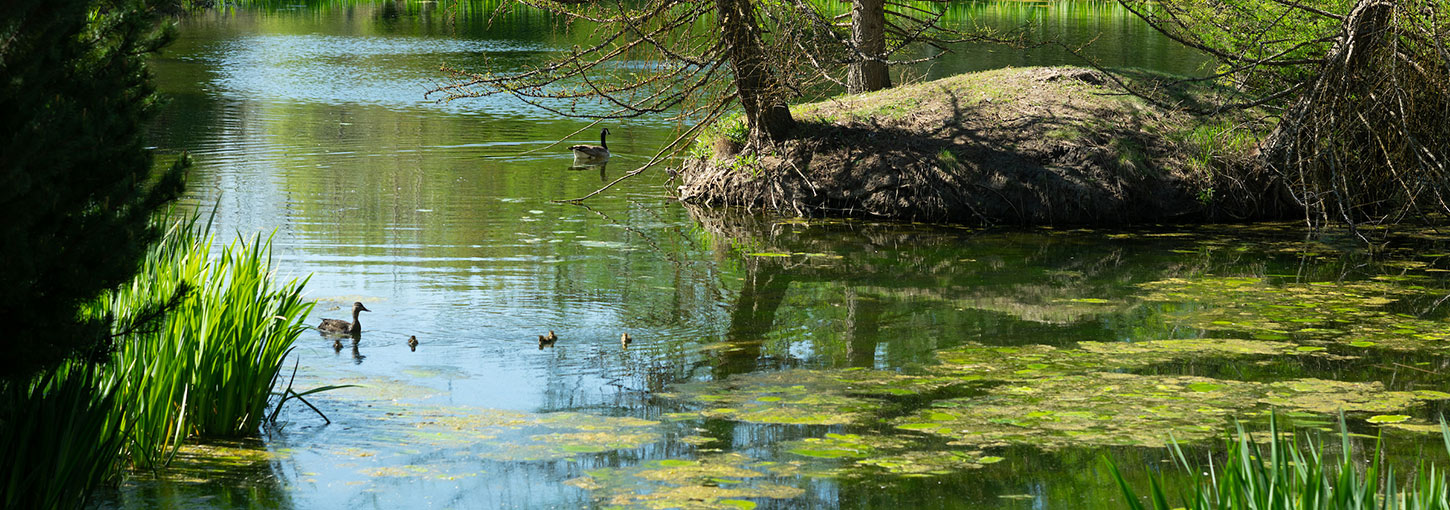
[92,213,312,467]
[2,213,315,508]
[0,363,127,509]
[179,232,312,435]
[1110,415,1450,510]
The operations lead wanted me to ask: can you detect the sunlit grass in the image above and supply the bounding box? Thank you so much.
[1111,415,1450,510]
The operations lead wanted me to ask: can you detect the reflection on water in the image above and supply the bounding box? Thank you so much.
[98,2,1450,509]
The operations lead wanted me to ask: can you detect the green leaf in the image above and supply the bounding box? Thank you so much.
[1366,415,1410,424]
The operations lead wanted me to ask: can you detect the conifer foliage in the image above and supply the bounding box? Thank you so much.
[0,0,189,380]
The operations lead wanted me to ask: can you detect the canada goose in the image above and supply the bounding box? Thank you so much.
[318,302,370,336]
[621,332,632,348]
[570,128,610,164]
[407,335,419,351]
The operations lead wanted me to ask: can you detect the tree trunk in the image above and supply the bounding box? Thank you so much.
[847,0,891,93]
[716,0,795,146]
[1256,0,1393,219]
[1259,0,1392,166]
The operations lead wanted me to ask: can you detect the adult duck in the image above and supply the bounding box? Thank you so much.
[570,128,610,165]
[318,301,370,336]
[538,330,558,349]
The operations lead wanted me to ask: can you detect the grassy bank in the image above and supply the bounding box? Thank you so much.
[0,215,313,508]
[679,66,1272,224]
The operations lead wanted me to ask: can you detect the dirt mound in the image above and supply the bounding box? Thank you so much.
[678,66,1265,225]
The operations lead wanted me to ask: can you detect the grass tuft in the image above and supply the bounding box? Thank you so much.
[1111,413,1450,510]
[0,363,126,509]
[0,211,317,507]
[92,214,314,466]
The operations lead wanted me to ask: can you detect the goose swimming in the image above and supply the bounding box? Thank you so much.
[570,128,610,165]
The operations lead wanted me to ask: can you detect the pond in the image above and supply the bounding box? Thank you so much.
[98,1,1450,508]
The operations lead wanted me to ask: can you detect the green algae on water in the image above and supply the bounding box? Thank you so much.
[658,369,948,426]
[566,453,804,509]
[1138,276,1450,350]
[664,334,1442,454]
[893,373,1432,449]
[935,338,1305,380]
[785,433,902,459]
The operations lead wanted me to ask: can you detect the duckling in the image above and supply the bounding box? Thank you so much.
[318,301,370,336]
[407,335,419,351]
[333,338,344,352]
[621,332,632,348]
[570,128,611,165]
[546,330,558,342]
[538,333,557,350]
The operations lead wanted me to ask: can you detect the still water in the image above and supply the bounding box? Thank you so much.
[99,1,1450,508]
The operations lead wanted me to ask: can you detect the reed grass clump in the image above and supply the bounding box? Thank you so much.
[91,215,314,465]
[0,363,126,509]
[1,213,315,508]
[1111,415,1450,510]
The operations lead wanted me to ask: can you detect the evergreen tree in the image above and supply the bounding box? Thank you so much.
[0,0,189,381]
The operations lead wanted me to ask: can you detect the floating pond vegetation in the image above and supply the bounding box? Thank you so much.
[1367,414,1412,424]
[784,432,903,459]
[855,450,995,476]
[780,433,997,477]
[892,373,1433,449]
[566,453,804,509]
[141,440,283,484]
[1077,338,1295,358]
[301,370,670,464]
[932,339,1308,381]
[662,334,1445,455]
[658,369,959,426]
[1138,276,1450,350]
[387,407,663,462]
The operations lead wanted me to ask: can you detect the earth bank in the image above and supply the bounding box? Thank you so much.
[678,66,1284,225]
